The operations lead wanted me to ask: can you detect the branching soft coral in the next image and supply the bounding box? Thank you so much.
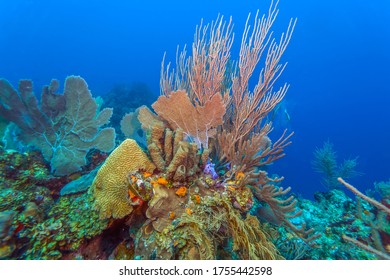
[160,1,295,172]
[253,183,320,244]
[312,141,361,189]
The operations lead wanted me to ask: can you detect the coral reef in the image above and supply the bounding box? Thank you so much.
[88,1,317,260]
[90,107,311,260]
[284,183,390,260]
[134,188,282,260]
[91,109,289,259]
[0,148,49,191]
[23,191,107,259]
[0,139,111,259]
[338,178,390,259]
[1,142,386,260]
[0,210,16,258]
[4,1,386,261]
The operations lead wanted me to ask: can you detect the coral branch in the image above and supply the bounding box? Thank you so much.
[254,183,320,244]
[342,235,390,260]
[338,178,390,215]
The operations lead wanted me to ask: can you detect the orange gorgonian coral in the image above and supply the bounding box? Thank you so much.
[160,1,296,172]
[152,89,225,148]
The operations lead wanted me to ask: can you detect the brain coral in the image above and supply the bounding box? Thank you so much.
[92,139,156,219]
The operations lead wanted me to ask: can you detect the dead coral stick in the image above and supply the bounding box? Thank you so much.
[338,177,390,215]
[342,235,390,260]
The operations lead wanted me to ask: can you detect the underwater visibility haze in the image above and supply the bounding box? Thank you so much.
[0,0,389,260]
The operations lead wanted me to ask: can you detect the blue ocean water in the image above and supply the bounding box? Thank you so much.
[0,0,389,198]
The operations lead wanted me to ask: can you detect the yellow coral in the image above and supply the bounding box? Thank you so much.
[92,139,155,219]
